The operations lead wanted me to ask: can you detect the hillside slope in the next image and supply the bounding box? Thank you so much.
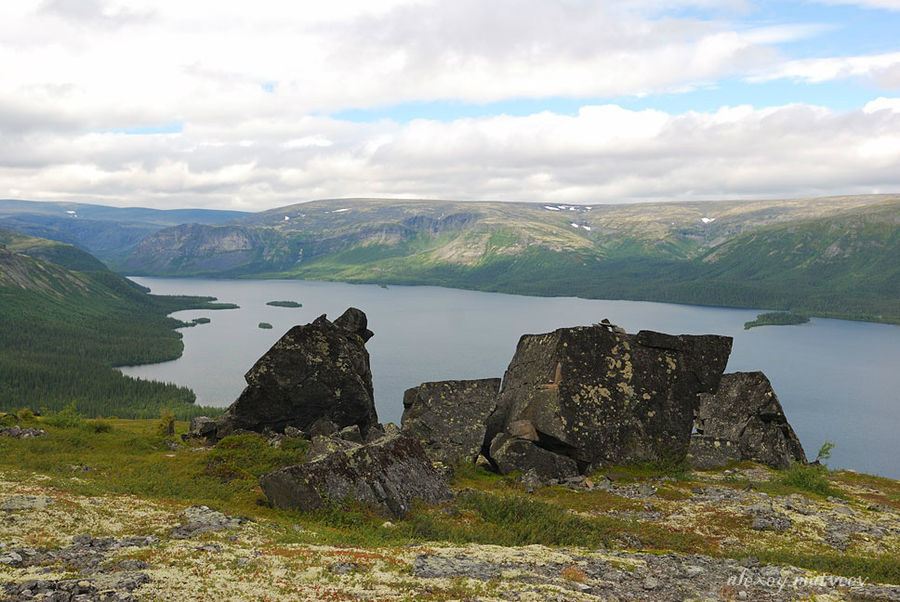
[0,232,232,418]
[0,199,248,265]
[119,195,900,323]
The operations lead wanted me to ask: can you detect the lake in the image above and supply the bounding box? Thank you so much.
[121,277,900,479]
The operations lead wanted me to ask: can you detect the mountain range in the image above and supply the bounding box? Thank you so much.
[2,195,898,324]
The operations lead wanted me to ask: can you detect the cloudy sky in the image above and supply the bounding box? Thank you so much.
[2,0,899,210]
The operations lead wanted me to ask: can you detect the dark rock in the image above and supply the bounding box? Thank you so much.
[305,435,362,463]
[215,308,378,441]
[489,433,579,481]
[259,432,451,518]
[337,424,363,443]
[308,418,338,438]
[506,419,539,441]
[693,372,807,469]
[686,435,742,469]
[401,378,500,465]
[750,515,792,532]
[333,307,374,342]
[489,325,732,469]
[169,506,244,539]
[283,425,304,438]
[187,416,217,440]
[0,426,45,439]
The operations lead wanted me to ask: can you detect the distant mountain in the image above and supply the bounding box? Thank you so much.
[0,199,248,265]
[119,195,900,324]
[0,231,228,418]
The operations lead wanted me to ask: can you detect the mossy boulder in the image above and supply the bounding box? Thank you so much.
[488,326,733,470]
[259,432,451,518]
[692,371,807,469]
[401,378,501,465]
[215,308,378,440]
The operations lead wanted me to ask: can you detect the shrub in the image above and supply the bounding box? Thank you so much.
[157,408,175,437]
[44,402,85,429]
[85,419,113,433]
[779,441,842,498]
[16,408,37,423]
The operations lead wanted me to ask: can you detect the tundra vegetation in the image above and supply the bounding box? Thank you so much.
[0,410,897,600]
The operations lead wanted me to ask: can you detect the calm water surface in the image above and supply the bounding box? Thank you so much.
[121,278,900,479]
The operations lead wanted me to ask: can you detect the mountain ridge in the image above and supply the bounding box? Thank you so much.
[117,195,900,324]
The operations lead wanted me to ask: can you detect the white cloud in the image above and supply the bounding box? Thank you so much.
[0,1,898,209]
[748,51,900,84]
[2,101,899,209]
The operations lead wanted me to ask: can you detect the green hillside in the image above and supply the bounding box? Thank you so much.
[0,232,233,418]
[119,195,900,324]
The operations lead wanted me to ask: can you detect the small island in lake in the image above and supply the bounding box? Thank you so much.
[258,322,273,329]
[744,311,810,330]
[180,317,211,328]
[266,300,302,308]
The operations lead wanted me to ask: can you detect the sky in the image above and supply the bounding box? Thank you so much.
[1,0,900,211]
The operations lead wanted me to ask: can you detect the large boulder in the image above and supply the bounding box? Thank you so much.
[215,308,378,441]
[401,378,501,465]
[488,326,732,470]
[488,432,579,481]
[259,432,451,518]
[692,371,807,469]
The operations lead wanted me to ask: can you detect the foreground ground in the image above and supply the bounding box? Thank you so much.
[0,415,898,601]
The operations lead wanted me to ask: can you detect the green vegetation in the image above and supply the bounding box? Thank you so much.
[744,311,810,329]
[0,233,232,419]
[779,441,843,498]
[258,322,273,329]
[190,316,211,325]
[1,418,897,586]
[266,300,302,307]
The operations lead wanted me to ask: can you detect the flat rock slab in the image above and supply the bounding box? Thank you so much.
[490,326,733,468]
[0,495,54,511]
[401,378,500,465]
[259,433,451,518]
[169,506,244,539]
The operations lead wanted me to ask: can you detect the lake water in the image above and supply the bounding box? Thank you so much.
[121,277,900,479]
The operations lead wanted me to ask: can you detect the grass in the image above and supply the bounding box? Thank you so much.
[0,415,897,587]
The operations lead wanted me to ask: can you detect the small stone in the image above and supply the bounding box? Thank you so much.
[642,576,659,590]
[684,565,705,577]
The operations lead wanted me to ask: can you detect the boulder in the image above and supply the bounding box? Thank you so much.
[489,433,579,482]
[259,432,451,518]
[686,435,742,470]
[215,308,378,441]
[693,371,807,469]
[306,434,363,463]
[401,378,501,465]
[488,326,732,470]
[186,416,217,441]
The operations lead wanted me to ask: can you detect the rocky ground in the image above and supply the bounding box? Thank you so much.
[1,464,898,601]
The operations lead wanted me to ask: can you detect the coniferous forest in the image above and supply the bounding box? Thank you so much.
[0,232,233,419]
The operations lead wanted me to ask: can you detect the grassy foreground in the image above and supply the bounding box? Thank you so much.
[0,413,898,599]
